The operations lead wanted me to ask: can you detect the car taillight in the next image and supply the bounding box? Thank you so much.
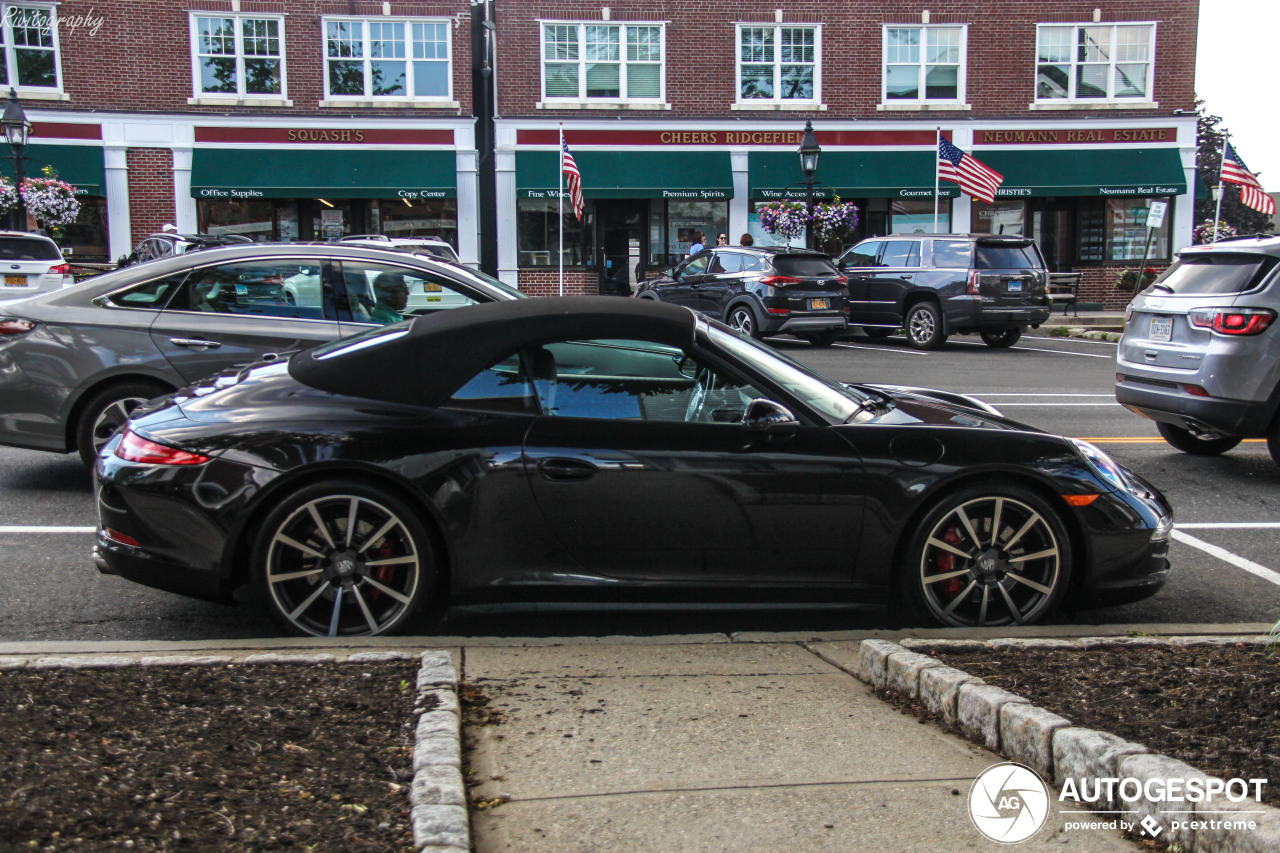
[834,275,848,285]
[115,427,211,465]
[967,270,981,295]
[1188,307,1275,336]
[0,317,36,336]
[760,275,802,287]
[47,262,71,276]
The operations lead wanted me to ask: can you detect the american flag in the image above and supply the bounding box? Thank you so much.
[1220,142,1275,216]
[562,137,584,220]
[938,137,1004,204]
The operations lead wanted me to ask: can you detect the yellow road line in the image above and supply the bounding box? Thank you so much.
[1078,437,1266,444]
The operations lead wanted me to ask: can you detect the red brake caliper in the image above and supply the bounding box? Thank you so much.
[370,541,396,599]
[939,527,965,599]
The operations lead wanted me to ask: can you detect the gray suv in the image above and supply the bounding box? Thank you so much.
[1116,235,1280,465]
[836,234,1051,349]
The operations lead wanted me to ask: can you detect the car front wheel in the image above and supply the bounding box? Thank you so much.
[903,485,1071,628]
[75,380,171,467]
[727,305,760,338]
[252,480,436,637]
[980,328,1022,348]
[1156,422,1242,456]
[904,303,946,350]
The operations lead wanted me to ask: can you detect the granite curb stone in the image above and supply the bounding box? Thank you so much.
[854,638,901,687]
[1000,702,1071,779]
[918,664,983,726]
[956,681,1029,750]
[885,649,944,699]
[1053,727,1150,808]
[1194,797,1280,853]
[1118,752,1210,852]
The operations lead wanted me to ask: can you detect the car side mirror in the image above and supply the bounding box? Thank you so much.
[742,398,800,433]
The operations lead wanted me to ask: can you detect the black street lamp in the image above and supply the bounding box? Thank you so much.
[1,88,31,231]
[797,120,821,249]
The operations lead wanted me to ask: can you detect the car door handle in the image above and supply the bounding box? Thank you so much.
[537,457,597,482]
[169,338,222,350]
[898,275,913,280]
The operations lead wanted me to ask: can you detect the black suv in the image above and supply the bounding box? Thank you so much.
[634,246,849,346]
[836,234,1051,349]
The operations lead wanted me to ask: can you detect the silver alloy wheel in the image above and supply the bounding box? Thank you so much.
[263,494,421,637]
[91,396,151,454]
[728,307,755,336]
[907,307,936,345]
[916,495,1062,627]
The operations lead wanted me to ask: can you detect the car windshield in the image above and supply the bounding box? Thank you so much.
[706,323,867,423]
[1152,253,1280,295]
[974,242,1041,269]
[773,255,840,277]
[0,237,61,260]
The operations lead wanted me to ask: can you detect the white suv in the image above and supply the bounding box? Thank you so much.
[0,231,74,300]
[1116,234,1280,466]
[338,234,459,263]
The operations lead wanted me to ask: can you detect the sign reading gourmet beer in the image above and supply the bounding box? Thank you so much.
[977,128,1177,145]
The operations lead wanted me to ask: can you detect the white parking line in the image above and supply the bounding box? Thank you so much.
[1171,529,1280,588]
[1176,523,1280,529]
[948,339,1116,358]
[831,342,930,356]
[0,526,96,533]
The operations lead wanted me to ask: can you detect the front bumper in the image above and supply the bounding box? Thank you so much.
[1070,471,1172,607]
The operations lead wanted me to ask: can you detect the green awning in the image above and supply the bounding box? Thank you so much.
[749,150,959,200]
[516,150,732,199]
[190,148,457,199]
[1,144,104,196]
[978,147,1187,197]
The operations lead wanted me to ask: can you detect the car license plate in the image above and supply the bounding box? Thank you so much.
[1150,316,1173,342]
[4,275,27,286]
[809,298,828,310]
[1007,280,1023,293]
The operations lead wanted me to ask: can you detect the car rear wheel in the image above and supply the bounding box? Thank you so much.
[1156,422,1242,456]
[727,305,760,338]
[804,330,841,348]
[252,480,436,637]
[980,328,1022,348]
[75,380,171,467]
[904,303,946,350]
[903,485,1071,628]
[862,327,894,339]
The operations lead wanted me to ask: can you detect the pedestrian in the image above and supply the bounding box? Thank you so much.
[369,272,410,324]
[716,233,729,246]
[161,223,177,234]
[739,233,754,246]
[687,232,706,256]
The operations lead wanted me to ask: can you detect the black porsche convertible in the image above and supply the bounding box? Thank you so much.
[94,297,1172,637]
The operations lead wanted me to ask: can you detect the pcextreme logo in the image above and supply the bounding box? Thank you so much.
[968,762,1051,843]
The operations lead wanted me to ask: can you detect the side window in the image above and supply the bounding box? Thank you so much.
[532,339,766,423]
[109,271,190,309]
[681,256,710,277]
[337,260,479,325]
[841,241,882,269]
[446,352,537,415]
[932,240,973,269]
[880,241,919,268]
[152,239,175,259]
[717,252,745,274]
[707,253,727,275]
[171,260,327,320]
[740,254,765,273]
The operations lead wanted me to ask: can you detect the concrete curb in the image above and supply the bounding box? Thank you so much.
[848,636,1280,852]
[1,648,469,853]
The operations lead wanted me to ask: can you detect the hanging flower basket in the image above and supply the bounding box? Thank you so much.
[20,175,81,233]
[0,177,17,215]
[758,197,861,251]
[811,197,860,249]
[1192,219,1237,244]
[1113,266,1159,292]
[757,199,809,241]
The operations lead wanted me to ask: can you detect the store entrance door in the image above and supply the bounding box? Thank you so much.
[596,201,647,296]
[1029,202,1075,272]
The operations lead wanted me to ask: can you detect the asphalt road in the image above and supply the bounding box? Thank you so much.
[2,330,1277,642]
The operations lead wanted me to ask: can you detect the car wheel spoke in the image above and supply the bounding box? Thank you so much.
[327,587,344,637]
[351,584,381,635]
[268,567,324,584]
[1007,547,1058,564]
[273,533,327,561]
[955,507,983,550]
[941,579,977,616]
[306,502,337,550]
[977,586,990,626]
[1002,515,1039,551]
[365,555,417,567]
[364,575,413,605]
[997,583,1025,624]
[344,497,360,548]
[287,581,330,622]
[1007,572,1053,595]
[926,537,973,560]
[922,568,970,584]
[357,517,398,555]
[989,498,1004,547]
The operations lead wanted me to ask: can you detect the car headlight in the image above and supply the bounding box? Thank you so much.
[1069,438,1132,492]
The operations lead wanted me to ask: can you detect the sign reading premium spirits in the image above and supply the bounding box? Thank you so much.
[978,128,1177,145]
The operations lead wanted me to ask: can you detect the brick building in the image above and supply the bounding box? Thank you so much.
[9,0,1198,307]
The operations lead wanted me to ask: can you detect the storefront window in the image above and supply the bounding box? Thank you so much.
[57,196,109,261]
[517,197,588,267]
[890,198,950,234]
[199,199,297,242]
[666,200,727,262]
[1101,197,1171,262]
[971,200,1026,235]
[374,198,457,246]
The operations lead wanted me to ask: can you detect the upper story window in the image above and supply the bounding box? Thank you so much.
[191,14,285,98]
[882,25,965,103]
[0,3,62,91]
[325,17,452,100]
[737,24,820,103]
[1036,23,1154,102]
[541,22,664,102]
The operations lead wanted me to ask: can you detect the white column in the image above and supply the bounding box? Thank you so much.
[102,146,131,263]
[171,147,196,232]
[729,150,749,243]
[455,148,479,268]
[1175,121,1197,253]
[495,148,518,287]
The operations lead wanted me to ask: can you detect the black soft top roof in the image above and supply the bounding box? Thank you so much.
[289,296,698,407]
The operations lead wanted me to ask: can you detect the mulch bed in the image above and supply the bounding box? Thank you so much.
[911,643,1280,807]
[0,661,420,851]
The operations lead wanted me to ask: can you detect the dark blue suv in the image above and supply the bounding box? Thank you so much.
[634,246,850,346]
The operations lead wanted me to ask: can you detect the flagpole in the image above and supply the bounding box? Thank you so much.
[933,128,940,233]
[558,124,565,296]
[1214,133,1227,242]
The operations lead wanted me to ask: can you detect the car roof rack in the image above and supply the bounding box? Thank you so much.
[1211,233,1277,243]
[340,234,392,241]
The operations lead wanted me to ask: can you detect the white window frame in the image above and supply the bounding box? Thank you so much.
[1034,22,1157,104]
[189,12,288,101]
[0,2,63,94]
[538,21,666,105]
[734,23,822,106]
[880,24,967,106]
[322,16,454,103]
